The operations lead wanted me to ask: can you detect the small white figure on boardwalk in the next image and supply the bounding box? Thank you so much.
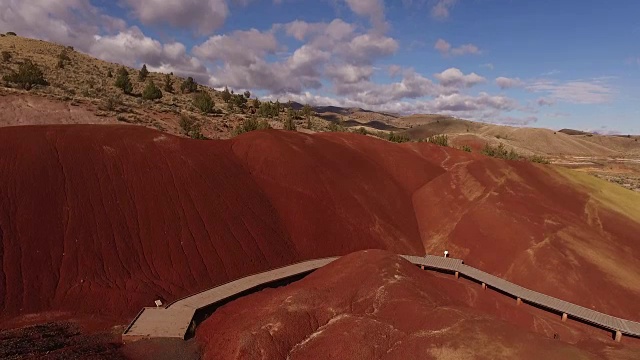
[444,250,449,258]
[155,299,163,308]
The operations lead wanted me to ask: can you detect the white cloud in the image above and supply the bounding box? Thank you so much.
[435,68,486,88]
[193,29,279,67]
[431,0,458,20]
[495,77,524,89]
[527,79,614,104]
[435,38,481,57]
[344,0,387,31]
[120,0,229,35]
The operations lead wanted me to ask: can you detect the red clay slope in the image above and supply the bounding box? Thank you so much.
[198,250,640,360]
[408,143,640,321]
[1,124,639,330]
[0,125,441,323]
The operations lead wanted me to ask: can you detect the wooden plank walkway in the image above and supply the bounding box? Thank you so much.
[122,253,640,342]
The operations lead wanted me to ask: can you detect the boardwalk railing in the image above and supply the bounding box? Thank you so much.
[122,253,640,342]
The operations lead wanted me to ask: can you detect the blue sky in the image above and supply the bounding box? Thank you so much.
[3,0,639,133]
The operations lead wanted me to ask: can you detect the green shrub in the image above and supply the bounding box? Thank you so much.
[283,109,297,131]
[115,67,133,94]
[58,49,71,62]
[142,80,162,100]
[427,134,449,147]
[482,143,520,160]
[355,127,368,135]
[461,145,472,152]
[387,132,410,143]
[102,95,121,111]
[233,116,271,136]
[1,51,11,63]
[138,64,149,81]
[180,77,197,93]
[179,114,206,139]
[6,32,17,36]
[529,155,551,164]
[193,92,214,113]
[221,86,232,103]
[163,74,174,93]
[2,60,48,90]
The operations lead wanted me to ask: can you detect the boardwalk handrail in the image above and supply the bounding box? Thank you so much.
[122,253,640,342]
[165,256,340,309]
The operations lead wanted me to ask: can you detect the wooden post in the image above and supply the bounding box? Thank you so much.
[562,313,567,322]
[481,282,486,290]
[455,271,459,279]
[615,331,622,342]
[517,297,522,305]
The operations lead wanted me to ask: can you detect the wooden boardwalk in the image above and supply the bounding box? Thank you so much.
[122,253,640,342]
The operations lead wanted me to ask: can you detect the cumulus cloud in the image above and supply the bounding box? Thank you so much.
[193,29,279,67]
[344,0,387,31]
[326,63,374,84]
[495,77,524,89]
[120,0,229,35]
[431,0,458,20]
[527,79,614,104]
[333,69,442,105]
[435,39,481,57]
[0,0,125,51]
[435,68,486,88]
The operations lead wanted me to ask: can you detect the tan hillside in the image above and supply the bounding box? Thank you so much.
[0,35,333,138]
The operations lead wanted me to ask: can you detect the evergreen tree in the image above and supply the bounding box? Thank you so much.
[180,77,197,93]
[221,86,232,103]
[138,64,149,81]
[142,80,162,100]
[163,74,174,93]
[115,67,133,95]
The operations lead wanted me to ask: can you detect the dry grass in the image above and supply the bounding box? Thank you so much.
[0,35,334,139]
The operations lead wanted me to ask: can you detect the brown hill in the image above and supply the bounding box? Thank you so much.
[403,118,640,157]
[197,250,640,359]
[0,36,337,139]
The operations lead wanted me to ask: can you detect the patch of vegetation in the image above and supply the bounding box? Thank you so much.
[1,51,11,63]
[427,134,449,147]
[163,74,173,93]
[529,155,551,164]
[481,143,520,160]
[221,86,232,103]
[114,67,133,95]
[180,77,197,93]
[2,60,48,90]
[138,64,149,82]
[101,95,121,111]
[283,108,297,131]
[6,32,17,36]
[179,114,206,139]
[233,116,271,136]
[258,101,280,118]
[387,132,410,143]
[142,80,162,100]
[461,145,472,152]
[231,93,248,112]
[354,127,368,135]
[243,90,251,99]
[193,91,214,113]
[106,69,113,78]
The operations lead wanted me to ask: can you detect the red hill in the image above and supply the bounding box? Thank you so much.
[0,124,638,335]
